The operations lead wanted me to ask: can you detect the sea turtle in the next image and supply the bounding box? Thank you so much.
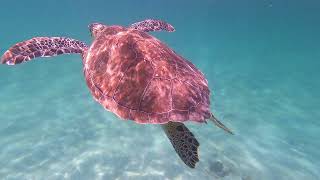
[1,19,233,168]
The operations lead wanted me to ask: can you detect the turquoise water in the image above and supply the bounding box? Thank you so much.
[1,0,319,179]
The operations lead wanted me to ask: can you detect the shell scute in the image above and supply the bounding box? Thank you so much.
[130,110,150,123]
[149,112,169,124]
[169,110,189,122]
[189,103,211,120]
[113,60,153,109]
[172,79,204,111]
[152,58,177,79]
[140,78,172,113]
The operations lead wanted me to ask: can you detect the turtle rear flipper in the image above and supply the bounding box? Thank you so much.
[162,122,199,168]
[1,37,88,65]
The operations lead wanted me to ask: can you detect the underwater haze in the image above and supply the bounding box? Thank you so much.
[0,0,319,179]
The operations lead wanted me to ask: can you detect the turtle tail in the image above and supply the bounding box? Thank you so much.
[210,113,234,135]
[1,37,88,65]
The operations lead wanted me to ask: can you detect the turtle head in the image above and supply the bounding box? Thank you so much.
[89,23,107,38]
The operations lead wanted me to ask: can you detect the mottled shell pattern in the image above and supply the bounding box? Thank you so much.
[84,25,211,124]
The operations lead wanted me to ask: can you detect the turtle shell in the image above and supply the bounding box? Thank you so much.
[83,26,211,124]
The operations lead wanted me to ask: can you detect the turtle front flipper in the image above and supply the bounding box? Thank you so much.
[162,121,199,168]
[129,19,175,32]
[1,37,88,65]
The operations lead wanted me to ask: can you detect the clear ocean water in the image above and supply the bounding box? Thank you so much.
[0,1,319,179]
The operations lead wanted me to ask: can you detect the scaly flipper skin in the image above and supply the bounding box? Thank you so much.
[210,113,234,135]
[162,122,200,168]
[129,19,175,32]
[1,37,88,65]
